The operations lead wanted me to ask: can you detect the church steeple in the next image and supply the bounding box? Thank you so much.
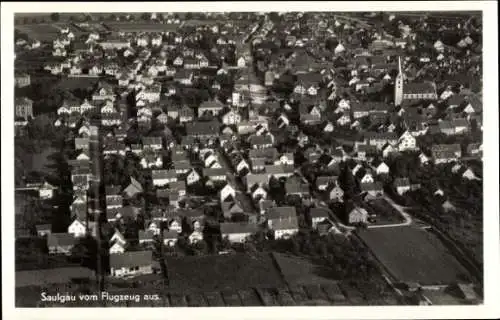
[394,56,404,106]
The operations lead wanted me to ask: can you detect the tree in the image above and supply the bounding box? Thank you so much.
[50,13,60,22]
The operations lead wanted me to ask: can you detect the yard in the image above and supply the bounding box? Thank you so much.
[165,252,286,292]
[357,226,472,285]
[359,198,406,225]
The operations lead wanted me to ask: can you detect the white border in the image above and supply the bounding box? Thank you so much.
[2,2,499,320]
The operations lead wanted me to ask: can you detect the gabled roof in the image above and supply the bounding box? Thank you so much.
[272,217,299,230]
[47,233,75,247]
[267,206,297,220]
[110,250,152,268]
[220,222,258,235]
[394,177,410,187]
[309,207,331,219]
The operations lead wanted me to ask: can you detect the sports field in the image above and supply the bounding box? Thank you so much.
[358,226,471,285]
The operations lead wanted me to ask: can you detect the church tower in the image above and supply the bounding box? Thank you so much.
[394,56,404,106]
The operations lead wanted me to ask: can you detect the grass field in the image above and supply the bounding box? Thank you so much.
[104,22,180,33]
[15,24,61,42]
[357,226,471,285]
[272,252,338,286]
[166,252,285,292]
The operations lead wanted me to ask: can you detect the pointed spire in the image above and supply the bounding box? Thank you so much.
[398,56,402,74]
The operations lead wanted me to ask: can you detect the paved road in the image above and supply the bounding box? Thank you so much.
[317,195,413,231]
[216,149,259,215]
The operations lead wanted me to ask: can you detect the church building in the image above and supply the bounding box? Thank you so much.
[394,56,438,106]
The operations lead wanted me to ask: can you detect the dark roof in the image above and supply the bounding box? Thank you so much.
[220,222,258,234]
[152,169,177,180]
[309,207,331,219]
[47,233,75,247]
[394,177,410,187]
[267,206,297,220]
[272,217,299,230]
[186,121,221,136]
[360,182,383,192]
[110,251,152,268]
[404,82,436,94]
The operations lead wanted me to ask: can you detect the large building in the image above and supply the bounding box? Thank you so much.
[394,56,438,106]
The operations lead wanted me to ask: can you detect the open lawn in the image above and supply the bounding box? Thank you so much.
[357,226,471,285]
[15,24,61,42]
[104,22,180,33]
[166,252,285,292]
[272,252,338,286]
[29,147,58,173]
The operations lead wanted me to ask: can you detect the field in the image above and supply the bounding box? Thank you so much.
[272,252,338,286]
[104,22,180,33]
[166,252,286,292]
[357,226,471,285]
[15,23,61,42]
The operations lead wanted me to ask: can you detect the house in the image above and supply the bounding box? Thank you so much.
[168,217,183,234]
[188,230,204,244]
[462,168,480,180]
[360,172,375,184]
[272,218,299,239]
[110,229,127,246]
[221,201,244,220]
[277,153,294,166]
[109,240,127,255]
[365,132,398,150]
[67,218,87,238]
[109,251,153,278]
[15,97,34,120]
[123,177,143,198]
[375,162,390,175]
[15,72,31,88]
[152,170,177,187]
[397,131,418,151]
[466,143,482,157]
[382,143,398,158]
[348,207,369,225]
[316,176,338,191]
[142,137,162,150]
[47,233,76,255]
[198,100,225,117]
[163,230,178,247]
[140,151,163,169]
[360,182,384,198]
[222,109,242,125]
[220,222,258,243]
[203,168,227,183]
[442,200,456,213]
[185,121,221,138]
[138,230,155,245]
[173,69,194,86]
[309,208,331,229]
[336,113,351,126]
[186,169,202,185]
[432,144,462,164]
[323,121,335,132]
[220,183,237,202]
[329,185,344,202]
[36,224,52,237]
[179,105,194,123]
[267,206,297,229]
[394,178,411,195]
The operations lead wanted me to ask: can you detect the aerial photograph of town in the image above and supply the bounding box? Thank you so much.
[12,10,485,308]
